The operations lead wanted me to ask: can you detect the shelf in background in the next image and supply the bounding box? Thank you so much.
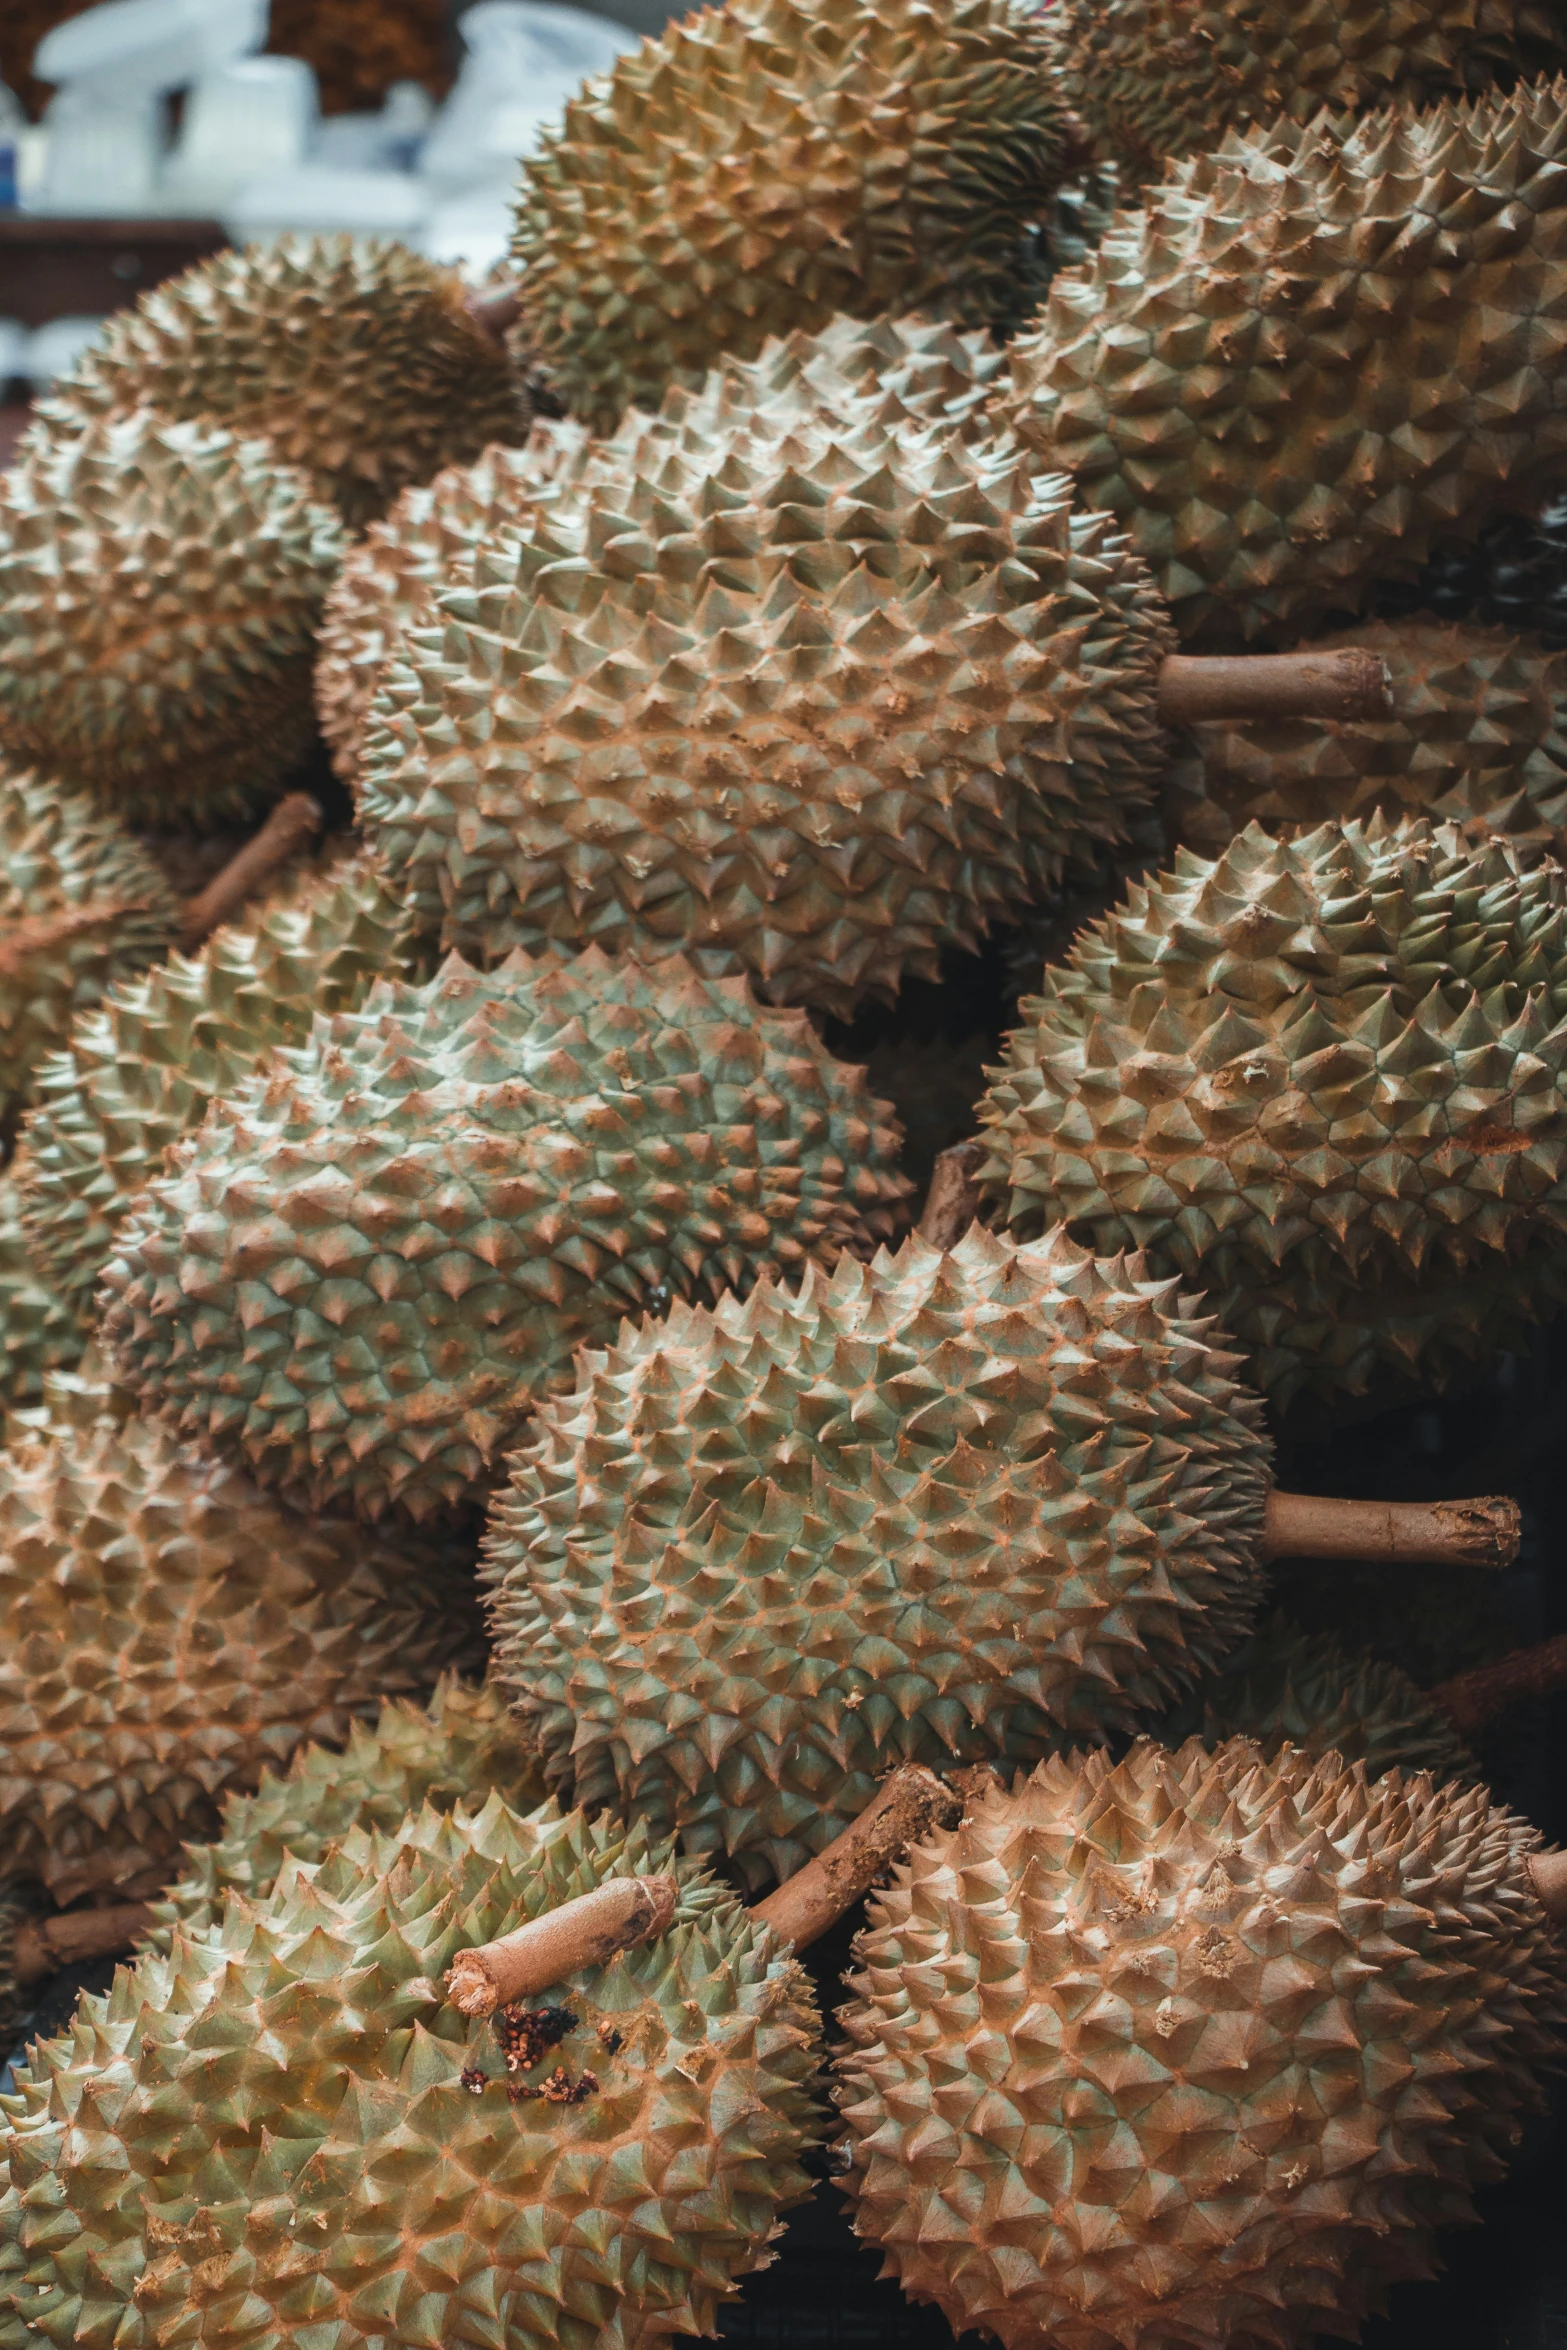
[0,216,227,328]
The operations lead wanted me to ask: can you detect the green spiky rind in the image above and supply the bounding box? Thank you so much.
[999,83,1567,647]
[314,421,593,781]
[0,411,345,824]
[1045,0,1567,196]
[0,1177,82,1411]
[0,1793,821,2350]
[97,946,911,1521]
[978,815,1567,1406]
[0,770,179,1121]
[37,234,529,530]
[151,1677,548,1943]
[485,1223,1272,1891]
[358,315,1173,1016]
[1170,619,1567,855]
[19,851,424,1317]
[834,1738,1567,2350]
[0,1361,484,1904]
[1153,1613,1481,1782]
[510,0,1079,429]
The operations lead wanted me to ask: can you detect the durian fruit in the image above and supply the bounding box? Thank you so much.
[509,0,1080,430]
[1045,0,1567,198]
[359,314,1174,1017]
[834,1738,1567,2350]
[0,411,346,825]
[152,1676,548,1941]
[0,1175,81,1412]
[98,948,911,1520]
[0,767,178,1128]
[19,849,424,1320]
[978,815,1567,1408]
[314,421,590,780]
[37,235,529,529]
[999,83,1567,648]
[0,1793,822,2350]
[1169,619,1567,855]
[1152,1611,1482,1782]
[486,1223,1276,1890]
[0,1364,484,1904]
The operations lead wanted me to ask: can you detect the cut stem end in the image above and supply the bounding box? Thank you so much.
[1158,649,1393,729]
[751,1763,962,1952]
[1262,1489,1520,1571]
[445,1873,679,2018]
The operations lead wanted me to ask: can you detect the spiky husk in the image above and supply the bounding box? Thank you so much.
[0,1795,821,2350]
[834,1738,1567,2350]
[0,768,178,1124]
[510,0,1079,429]
[0,1365,483,1903]
[0,1176,81,1411]
[1153,1612,1481,1781]
[978,816,1567,1407]
[486,1224,1271,1891]
[19,850,424,1319]
[0,412,345,825]
[37,235,529,530]
[99,948,910,1521]
[1169,619,1567,855]
[149,1676,546,1943]
[358,315,1173,1017]
[1045,0,1567,195]
[315,422,591,779]
[999,83,1567,647]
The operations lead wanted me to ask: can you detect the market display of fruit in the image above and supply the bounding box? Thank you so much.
[1,5,1567,2344]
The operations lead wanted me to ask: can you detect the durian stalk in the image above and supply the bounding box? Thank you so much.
[1527,1848,1567,1918]
[446,1874,680,2015]
[1431,1634,1567,1737]
[752,1762,960,1951]
[1261,1488,1520,1569]
[178,792,322,946]
[1157,650,1393,728]
[447,1763,960,2012]
[11,1901,154,1986]
[468,284,523,343]
[918,1142,985,1251]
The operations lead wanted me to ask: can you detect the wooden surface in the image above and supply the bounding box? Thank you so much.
[0,217,227,328]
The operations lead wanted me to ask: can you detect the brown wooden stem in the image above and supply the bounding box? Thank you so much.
[1429,1634,1567,1737]
[179,792,321,946]
[1261,1488,1519,1570]
[445,1874,678,2017]
[751,1763,962,1952]
[919,1141,986,1252]
[467,283,523,342]
[10,1902,154,1986]
[1527,1847,1567,1922]
[1158,649,1393,729]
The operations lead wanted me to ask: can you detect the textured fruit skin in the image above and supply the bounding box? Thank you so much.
[315,422,590,779]
[20,851,424,1319]
[979,816,1567,1408]
[834,1739,1567,2350]
[99,948,910,1521]
[1046,0,1567,195]
[0,411,345,824]
[510,0,1080,429]
[38,234,529,530]
[0,1367,484,1903]
[0,1796,821,2350]
[0,768,178,1125]
[999,83,1567,648]
[0,1175,81,1411]
[1168,619,1567,855]
[486,1225,1272,1890]
[358,315,1173,1017]
[150,1676,547,1943]
[1153,1612,1481,1782]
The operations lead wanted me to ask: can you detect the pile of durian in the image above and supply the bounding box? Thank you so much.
[4,3,1567,2346]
